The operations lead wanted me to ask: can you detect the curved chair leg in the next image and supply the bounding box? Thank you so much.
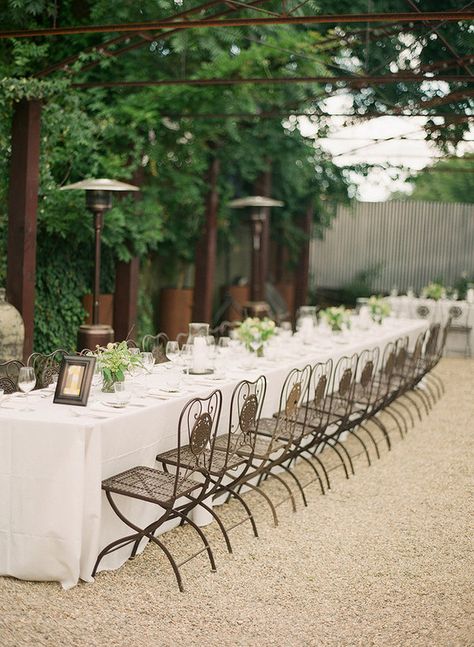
[311,438,351,479]
[418,379,436,406]
[184,496,233,554]
[358,422,381,459]
[391,400,415,428]
[381,405,406,438]
[267,471,297,512]
[278,462,310,505]
[172,508,217,572]
[430,372,445,395]
[243,480,279,527]
[347,426,373,466]
[317,434,356,476]
[426,374,442,400]
[369,415,393,448]
[95,493,184,591]
[412,385,432,413]
[215,480,259,538]
[400,392,424,420]
[297,451,328,493]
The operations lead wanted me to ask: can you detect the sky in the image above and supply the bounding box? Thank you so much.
[298,94,474,202]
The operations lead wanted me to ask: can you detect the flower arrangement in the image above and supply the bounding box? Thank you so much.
[94,341,142,392]
[367,295,391,324]
[236,317,276,355]
[421,282,445,301]
[319,306,351,332]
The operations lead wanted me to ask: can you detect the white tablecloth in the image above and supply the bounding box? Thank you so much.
[388,296,473,354]
[0,318,427,588]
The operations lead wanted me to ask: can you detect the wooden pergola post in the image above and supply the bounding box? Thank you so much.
[113,257,140,341]
[294,202,313,311]
[6,99,42,360]
[193,153,220,323]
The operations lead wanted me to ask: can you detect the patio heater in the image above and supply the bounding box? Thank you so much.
[228,195,283,318]
[60,178,140,350]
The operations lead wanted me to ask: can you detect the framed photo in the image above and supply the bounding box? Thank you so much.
[54,355,96,407]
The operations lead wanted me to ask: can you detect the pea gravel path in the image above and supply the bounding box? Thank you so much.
[1,358,473,647]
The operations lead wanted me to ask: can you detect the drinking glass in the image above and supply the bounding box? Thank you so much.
[18,367,36,410]
[140,351,155,374]
[181,343,193,375]
[0,388,4,407]
[250,334,262,354]
[165,341,180,365]
[114,382,131,407]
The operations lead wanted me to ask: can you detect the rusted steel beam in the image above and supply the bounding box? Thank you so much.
[2,12,473,39]
[72,73,472,89]
[113,257,140,342]
[160,110,471,120]
[193,154,220,323]
[6,99,42,360]
[294,203,312,313]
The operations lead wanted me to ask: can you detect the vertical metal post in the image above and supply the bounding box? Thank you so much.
[6,99,42,360]
[92,209,104,326]
[193,154,220,322]
[250,211,265,302]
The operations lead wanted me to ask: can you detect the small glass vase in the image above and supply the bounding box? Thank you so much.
[247,343,264,357]
[102,374,121,393]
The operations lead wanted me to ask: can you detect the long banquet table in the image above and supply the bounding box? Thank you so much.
[0,318,427,589]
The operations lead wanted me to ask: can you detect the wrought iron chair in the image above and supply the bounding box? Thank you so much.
[0,359,24,393]
[176,332,188,347]
[158,377,267,549]
[410,299,439,323]
[142,332,170,364]
[92,390,223,592]
[280,359,335,492]
[28,349,69,389]
[239,365,312,518]
[446,304,472,358]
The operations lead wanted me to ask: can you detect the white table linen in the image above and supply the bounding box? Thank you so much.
[0,318,427,588]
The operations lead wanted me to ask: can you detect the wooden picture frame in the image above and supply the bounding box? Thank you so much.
[53,355,96,406]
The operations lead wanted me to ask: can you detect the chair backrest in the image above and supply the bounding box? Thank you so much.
[355,346,380,408]
[374,340,397,403]
[142,332,170,363]
[447,303,471,328]
[219,376,267,470]
[0,359,24,393]
[305,359,333,435]
[268,364,312,453]
[28,349,69,389]
[411,299,438,322]
[174,390,223,497]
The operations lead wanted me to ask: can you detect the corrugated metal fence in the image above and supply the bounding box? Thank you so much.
[310,201,474,292]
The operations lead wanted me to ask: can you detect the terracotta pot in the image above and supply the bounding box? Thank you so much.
[159,288,193,340]
[221,285,250,322]
[276,282,295,319]
[82,294,114,326]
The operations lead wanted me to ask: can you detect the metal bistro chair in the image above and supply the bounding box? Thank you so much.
[158,377,267,550]
[28,349,69,389]
[242,365,312,519]
[411,299,439,323]
[305,353,360,479]
[426,317,452,398]
[142,332,170,364]
[446,304,472,358]
[270,359,334,494]
[92,390,223,592]
[0,359,24,393]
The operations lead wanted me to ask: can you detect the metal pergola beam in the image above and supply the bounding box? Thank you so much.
[72,74,472,89]
[2,11,473,39]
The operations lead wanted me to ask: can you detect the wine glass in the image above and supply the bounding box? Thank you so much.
[18,367,36,411]
[181,343,193,375]
[140,351,155,374]
[165,341,180,365]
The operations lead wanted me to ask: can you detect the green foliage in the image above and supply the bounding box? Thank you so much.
[340,263,385,305]
[405,158,474,203]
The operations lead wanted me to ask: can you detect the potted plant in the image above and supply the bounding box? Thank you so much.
[319,306,351,333]
[367,295,391,325]
[236,317,276,356]
[421,282,445,301]
[94,341,142,392]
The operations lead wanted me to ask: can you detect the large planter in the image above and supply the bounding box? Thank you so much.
[159,288,193,340]
[0,288,25,362]
[82,294,114,326]
[222,285,250,322]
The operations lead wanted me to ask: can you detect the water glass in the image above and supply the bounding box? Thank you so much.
[181,343,193,374]
[114,382,131,407]
[0,388,4,407]
[165,341,180,364]
[140,351,155,373]
[18,367,36,410]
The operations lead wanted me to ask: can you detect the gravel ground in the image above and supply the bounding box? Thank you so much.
[1,358,473,647]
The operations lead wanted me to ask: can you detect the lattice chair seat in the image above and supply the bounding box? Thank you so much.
[157,444,245,477]
[102,465,201,506]
[240,427,286,459]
